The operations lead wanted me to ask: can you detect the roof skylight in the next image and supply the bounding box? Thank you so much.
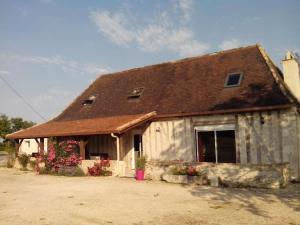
[128,87,144,99]
[225,73,243,87]
[82,95,96,106]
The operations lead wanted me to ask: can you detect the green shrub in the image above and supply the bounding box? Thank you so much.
[29,159,37,169]
[6,158,14,168]
[57,166,85,177]
[136,156,147,170]
[38,167,50,175]
[171,166,188,175]
[18,153,30,170]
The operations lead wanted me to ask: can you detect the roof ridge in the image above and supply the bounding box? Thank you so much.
[100,44,259,78]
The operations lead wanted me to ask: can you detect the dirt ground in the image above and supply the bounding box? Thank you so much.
[0,168,299,225]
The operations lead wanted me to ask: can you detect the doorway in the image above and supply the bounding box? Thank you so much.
[131,133,143,169]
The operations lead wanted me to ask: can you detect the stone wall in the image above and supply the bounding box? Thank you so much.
[145,161,290,189]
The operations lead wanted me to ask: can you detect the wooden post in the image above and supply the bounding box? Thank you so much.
[39,138,44,155]
[116,136,120,161]
[79,138,88,160]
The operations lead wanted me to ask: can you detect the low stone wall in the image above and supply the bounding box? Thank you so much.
[146,160,290,189]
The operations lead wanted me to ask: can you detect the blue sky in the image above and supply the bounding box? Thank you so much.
[0,0,299,123]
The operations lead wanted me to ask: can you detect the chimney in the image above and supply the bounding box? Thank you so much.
[282,51,300,101]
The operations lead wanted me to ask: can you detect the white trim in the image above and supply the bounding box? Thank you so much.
[195,124,235,132]
[195,124,236,163]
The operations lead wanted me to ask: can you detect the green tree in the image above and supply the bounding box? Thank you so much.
[0,114,11,139]
[10,117,35,133]
[0,114,36,154]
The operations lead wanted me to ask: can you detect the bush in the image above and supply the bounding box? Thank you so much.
[29,159,37,169]
[6,157,14,168]
[41,140,82,175]
[171,166,199,176]
[18,153,30,170]
[88,159,112,176]
[136,156,146,170]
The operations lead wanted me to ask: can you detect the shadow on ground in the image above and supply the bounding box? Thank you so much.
[184,183,300,218]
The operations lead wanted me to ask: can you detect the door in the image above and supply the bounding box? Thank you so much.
[197,131,216,162]
[131,133,143,169]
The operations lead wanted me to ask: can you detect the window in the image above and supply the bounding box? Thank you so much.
[82,95,96,106]
[128,87,144,99]
[225,73,243,87]
[196,126,236,163]
[25,141,30,148]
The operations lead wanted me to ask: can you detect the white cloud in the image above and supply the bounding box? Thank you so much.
[0,54,109,76]
[174,0,193,23]
[218,39,242,50]
[90,3,209,57]
[137,25,209,57]
[90,10,134,46]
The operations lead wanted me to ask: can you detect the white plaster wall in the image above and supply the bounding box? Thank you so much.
[142,109,300,180]
[19,138,48,155]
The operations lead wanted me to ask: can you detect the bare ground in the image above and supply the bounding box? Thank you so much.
[0,168,299,225]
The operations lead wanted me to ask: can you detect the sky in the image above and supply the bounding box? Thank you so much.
[0,0,299,123]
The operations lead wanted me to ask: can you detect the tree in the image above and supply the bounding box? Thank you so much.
[0,114,35,140]
[0,114,11,140]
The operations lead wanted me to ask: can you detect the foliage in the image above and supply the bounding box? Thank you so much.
[39,166,85,177]
[0,141,15,154]
[136,156,147,170]
[29,159,37,169]
[171,166,199,176]
[0,114,35,139]
[18,153,30,170]
[41,140,82,176]
[0,114,35,155]
[88,159,112,176]
[6,158,14,168]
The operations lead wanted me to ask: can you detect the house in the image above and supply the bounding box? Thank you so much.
[6,45,300,180]
[19,138,48,156]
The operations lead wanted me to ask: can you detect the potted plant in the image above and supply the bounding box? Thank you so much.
[135,156,146,181]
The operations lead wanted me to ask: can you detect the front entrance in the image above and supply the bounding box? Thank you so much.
[196,125,237,163]
[131,132,143,169]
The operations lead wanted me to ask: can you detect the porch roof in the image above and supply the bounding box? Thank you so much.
[6,112,156,139]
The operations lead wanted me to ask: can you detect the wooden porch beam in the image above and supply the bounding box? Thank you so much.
[79,138,88,160]
[39,138,45,155]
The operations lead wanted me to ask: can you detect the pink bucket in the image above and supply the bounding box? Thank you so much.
[136,170,144,181]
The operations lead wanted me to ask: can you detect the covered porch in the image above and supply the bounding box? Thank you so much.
[6,112,156,176]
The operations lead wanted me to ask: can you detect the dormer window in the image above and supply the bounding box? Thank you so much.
[225,73,243,87]
[82,95,96,106]
[128,87,144,99]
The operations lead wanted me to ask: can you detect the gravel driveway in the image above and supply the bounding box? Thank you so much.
[0,168,299,225]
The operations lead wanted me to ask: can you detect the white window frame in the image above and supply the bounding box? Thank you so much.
[195,124,236,163]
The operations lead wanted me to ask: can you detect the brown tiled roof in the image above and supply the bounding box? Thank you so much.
[6,45,296,139]
[53,45,293,121]
[6,112,156,139]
